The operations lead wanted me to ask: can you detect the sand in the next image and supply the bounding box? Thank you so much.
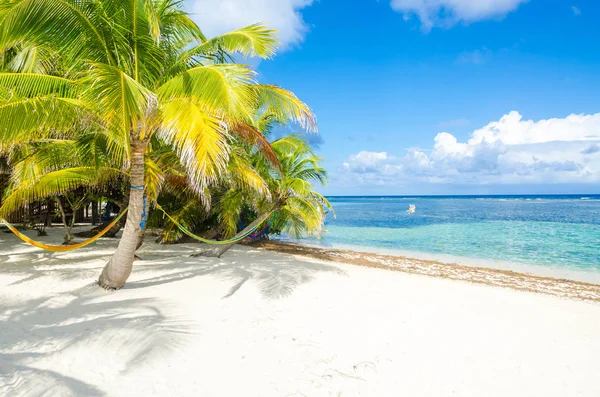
[256,241,600,302]
[2,227,600,397]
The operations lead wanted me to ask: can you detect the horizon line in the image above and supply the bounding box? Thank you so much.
[324,193,600,197]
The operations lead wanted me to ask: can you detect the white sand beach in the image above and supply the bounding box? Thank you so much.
[2,228,600,397]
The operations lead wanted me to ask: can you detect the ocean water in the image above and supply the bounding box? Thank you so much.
[294,195,600,282]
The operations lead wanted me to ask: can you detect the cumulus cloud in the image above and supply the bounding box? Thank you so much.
[186,0,314,49]
[342,152,403,186]
[343,152,399,173]
[390,0,528,30]
[341,112,600,187]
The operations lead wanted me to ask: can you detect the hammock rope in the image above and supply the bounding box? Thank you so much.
[156,203,273,245]
[1,209,128,252]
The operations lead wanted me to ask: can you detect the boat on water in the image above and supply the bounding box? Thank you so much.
[407,204,416,214]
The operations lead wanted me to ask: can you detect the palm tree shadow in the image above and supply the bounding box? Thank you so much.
[0,283,193,397]
[0,231,122,287]
[0,358,105,397]
[128,246,347,299]
[1,234,344,394]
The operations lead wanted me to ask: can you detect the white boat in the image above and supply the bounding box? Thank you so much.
[406,204,416,214]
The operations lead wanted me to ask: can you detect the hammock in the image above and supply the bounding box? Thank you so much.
[248,213,277,239]
[156,203,272,245]
[249,223,270,239]
[1,209,128,252]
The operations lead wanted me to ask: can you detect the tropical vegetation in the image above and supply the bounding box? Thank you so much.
[0,0,331,290]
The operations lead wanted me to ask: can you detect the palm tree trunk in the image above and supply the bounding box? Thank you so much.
[98,141,146,290]
[194,211,273,258]
[56,197,72,245]
[91,200,99,225]
[45,198,54,228]
[66,208,77,244]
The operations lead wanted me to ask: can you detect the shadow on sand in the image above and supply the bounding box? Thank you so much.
[0,282,194,397]
[1,232,345,396]
[127,246,346,300]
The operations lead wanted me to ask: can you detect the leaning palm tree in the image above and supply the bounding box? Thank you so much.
[147,136,275,244]
[200,134,332,258]
[265,135,333,238]
[0,0,315,289]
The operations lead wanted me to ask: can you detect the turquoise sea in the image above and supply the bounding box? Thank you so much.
[294,195,600,282]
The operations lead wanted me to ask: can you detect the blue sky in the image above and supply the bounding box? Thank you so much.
[188,0,600,195]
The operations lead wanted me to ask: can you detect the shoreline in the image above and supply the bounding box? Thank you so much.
[274,239,600,284]
[254,240,600,303]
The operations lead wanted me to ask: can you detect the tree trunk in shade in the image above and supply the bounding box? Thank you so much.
[91,200,99,225]
[55,197,72,244]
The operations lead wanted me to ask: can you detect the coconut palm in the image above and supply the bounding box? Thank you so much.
[147,137,274,244]
[0,0,315,289]
[199,134,333,258]
[265,135,332,235]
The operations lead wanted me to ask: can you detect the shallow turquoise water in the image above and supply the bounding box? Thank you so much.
[295,195,600,276]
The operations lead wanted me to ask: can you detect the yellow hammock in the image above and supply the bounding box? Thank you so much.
[155,203,269,245]
[1,209,128,252]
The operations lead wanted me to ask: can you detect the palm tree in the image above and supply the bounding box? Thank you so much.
[266,135,333,237]
[147,135,275,244]
[200,134,332,258]
[0,0,314,289]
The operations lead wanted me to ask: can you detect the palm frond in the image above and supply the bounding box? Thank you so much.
[0,166,120,218]
[82,62,154,140]
[231,121,281,172]
[144,155,164,202]
[157,64,256,118]
[0,0,113,65]
[254,85,317,132]
[180,23,277,62]
[0,96,84,149]
[0,72,77,98]
[10,139,79,185]
[227,150,269,198]
[216,189,244,238]
[6,44,59,74]
[158,97,228,191]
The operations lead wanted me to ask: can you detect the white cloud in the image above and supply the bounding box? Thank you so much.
[467,111,600,145]
[572,6,581,15]
[186,0,314,50]
[390,0,528,30]
[341,112,600,187]
[343,151,399,174]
